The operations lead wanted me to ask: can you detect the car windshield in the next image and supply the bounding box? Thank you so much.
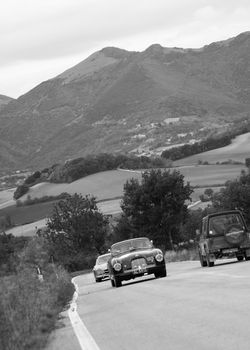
[111,238,152,256]
[209,213,244,236]
[97,254,110,264]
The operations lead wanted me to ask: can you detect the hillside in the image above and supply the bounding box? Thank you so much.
[0,94,13,111]
[0,32,250,171]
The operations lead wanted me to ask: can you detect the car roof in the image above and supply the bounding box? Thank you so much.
[204,210,242,220]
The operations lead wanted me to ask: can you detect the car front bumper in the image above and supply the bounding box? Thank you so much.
[114,263,166,280]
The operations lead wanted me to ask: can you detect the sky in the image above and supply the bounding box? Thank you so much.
[1,0,249,98]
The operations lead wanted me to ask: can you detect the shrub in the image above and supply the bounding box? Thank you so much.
[0,238,75,350]
[13,184,29,200]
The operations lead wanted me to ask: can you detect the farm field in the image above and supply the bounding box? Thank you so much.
[0,164,245,231]
[0,201,58,226]
[173,132,250,166]
[18,165,245,203]
[179,164,245,187]
[19,169,143,203]
[4,199,123,237]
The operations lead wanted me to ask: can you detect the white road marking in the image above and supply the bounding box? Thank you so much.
[68,278,100,350]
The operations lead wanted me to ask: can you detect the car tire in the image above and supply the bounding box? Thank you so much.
[199,251,207,267]
[236,255,244,261]
[155,267,167,278]
[111,278,115,287]
[114,276,122,288]
[206,252,214,267]
[244,253,250,261]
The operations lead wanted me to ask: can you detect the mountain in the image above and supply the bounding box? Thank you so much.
[0,32,250,171]
[0,94,14,111]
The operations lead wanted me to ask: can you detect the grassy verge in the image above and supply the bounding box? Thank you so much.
[0,239,75,350]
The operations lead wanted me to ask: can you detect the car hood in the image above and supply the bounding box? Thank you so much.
[93,262,108,271]
[110,248,162,263]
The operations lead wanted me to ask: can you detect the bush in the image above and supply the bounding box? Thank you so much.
[0,238,75,350]
[13,184,29,200]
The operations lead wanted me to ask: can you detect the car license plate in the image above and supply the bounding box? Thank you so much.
[133,266,146,274]
[132,258,147,274]
[223,248,238,253]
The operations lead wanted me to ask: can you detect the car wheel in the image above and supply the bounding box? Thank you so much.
[206,252,214,267]
[244,253,250,261]
[236,255,244,261]
[155,267,167,278]
[111,278,115,287]
[113,276,122,288]
[199,251,207,267]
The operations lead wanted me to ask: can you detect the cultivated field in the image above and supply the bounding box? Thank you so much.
[18,169,143,202]
[0,130,248,236]
[18,165,245,203]
[173,132,250,166]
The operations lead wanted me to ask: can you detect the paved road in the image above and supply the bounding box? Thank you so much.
[48,259,250,350]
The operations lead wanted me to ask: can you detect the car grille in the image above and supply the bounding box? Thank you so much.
[131,258,147,269]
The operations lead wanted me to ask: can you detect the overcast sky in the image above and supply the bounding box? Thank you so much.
[1,0,249,98]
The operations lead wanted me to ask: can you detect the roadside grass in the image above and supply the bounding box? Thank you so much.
[165,249,199,262]
[0,242,75,350]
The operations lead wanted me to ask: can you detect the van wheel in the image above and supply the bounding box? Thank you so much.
[199,251,207,267]
[244,253,250,261]
[206,253,214,267]
[237,256,244,261]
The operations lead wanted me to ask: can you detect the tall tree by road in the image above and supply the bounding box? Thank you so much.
[39,193,109,270]
[119,169,193,250]
[212,169,250,224]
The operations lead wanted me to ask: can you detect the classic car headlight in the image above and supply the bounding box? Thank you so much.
[113,262,122,271]
[155,253,164,262]
[95,268,104,275]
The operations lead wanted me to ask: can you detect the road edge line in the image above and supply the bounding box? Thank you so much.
[68,278,100,350]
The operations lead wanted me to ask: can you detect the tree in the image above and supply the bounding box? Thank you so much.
[204,188,213,198]
[119,169,193,250]
[0,214,12,233]
[39,194,109,268]
[245,158,250,168]
[211,169,250,224]
[13,184,29,200]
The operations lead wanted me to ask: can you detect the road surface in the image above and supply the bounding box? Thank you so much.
[47,259,250,350]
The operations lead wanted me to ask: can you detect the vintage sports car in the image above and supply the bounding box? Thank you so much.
[108,237,166,287]
[93,253,111,282]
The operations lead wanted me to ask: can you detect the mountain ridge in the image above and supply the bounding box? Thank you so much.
[0,31,250,171]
